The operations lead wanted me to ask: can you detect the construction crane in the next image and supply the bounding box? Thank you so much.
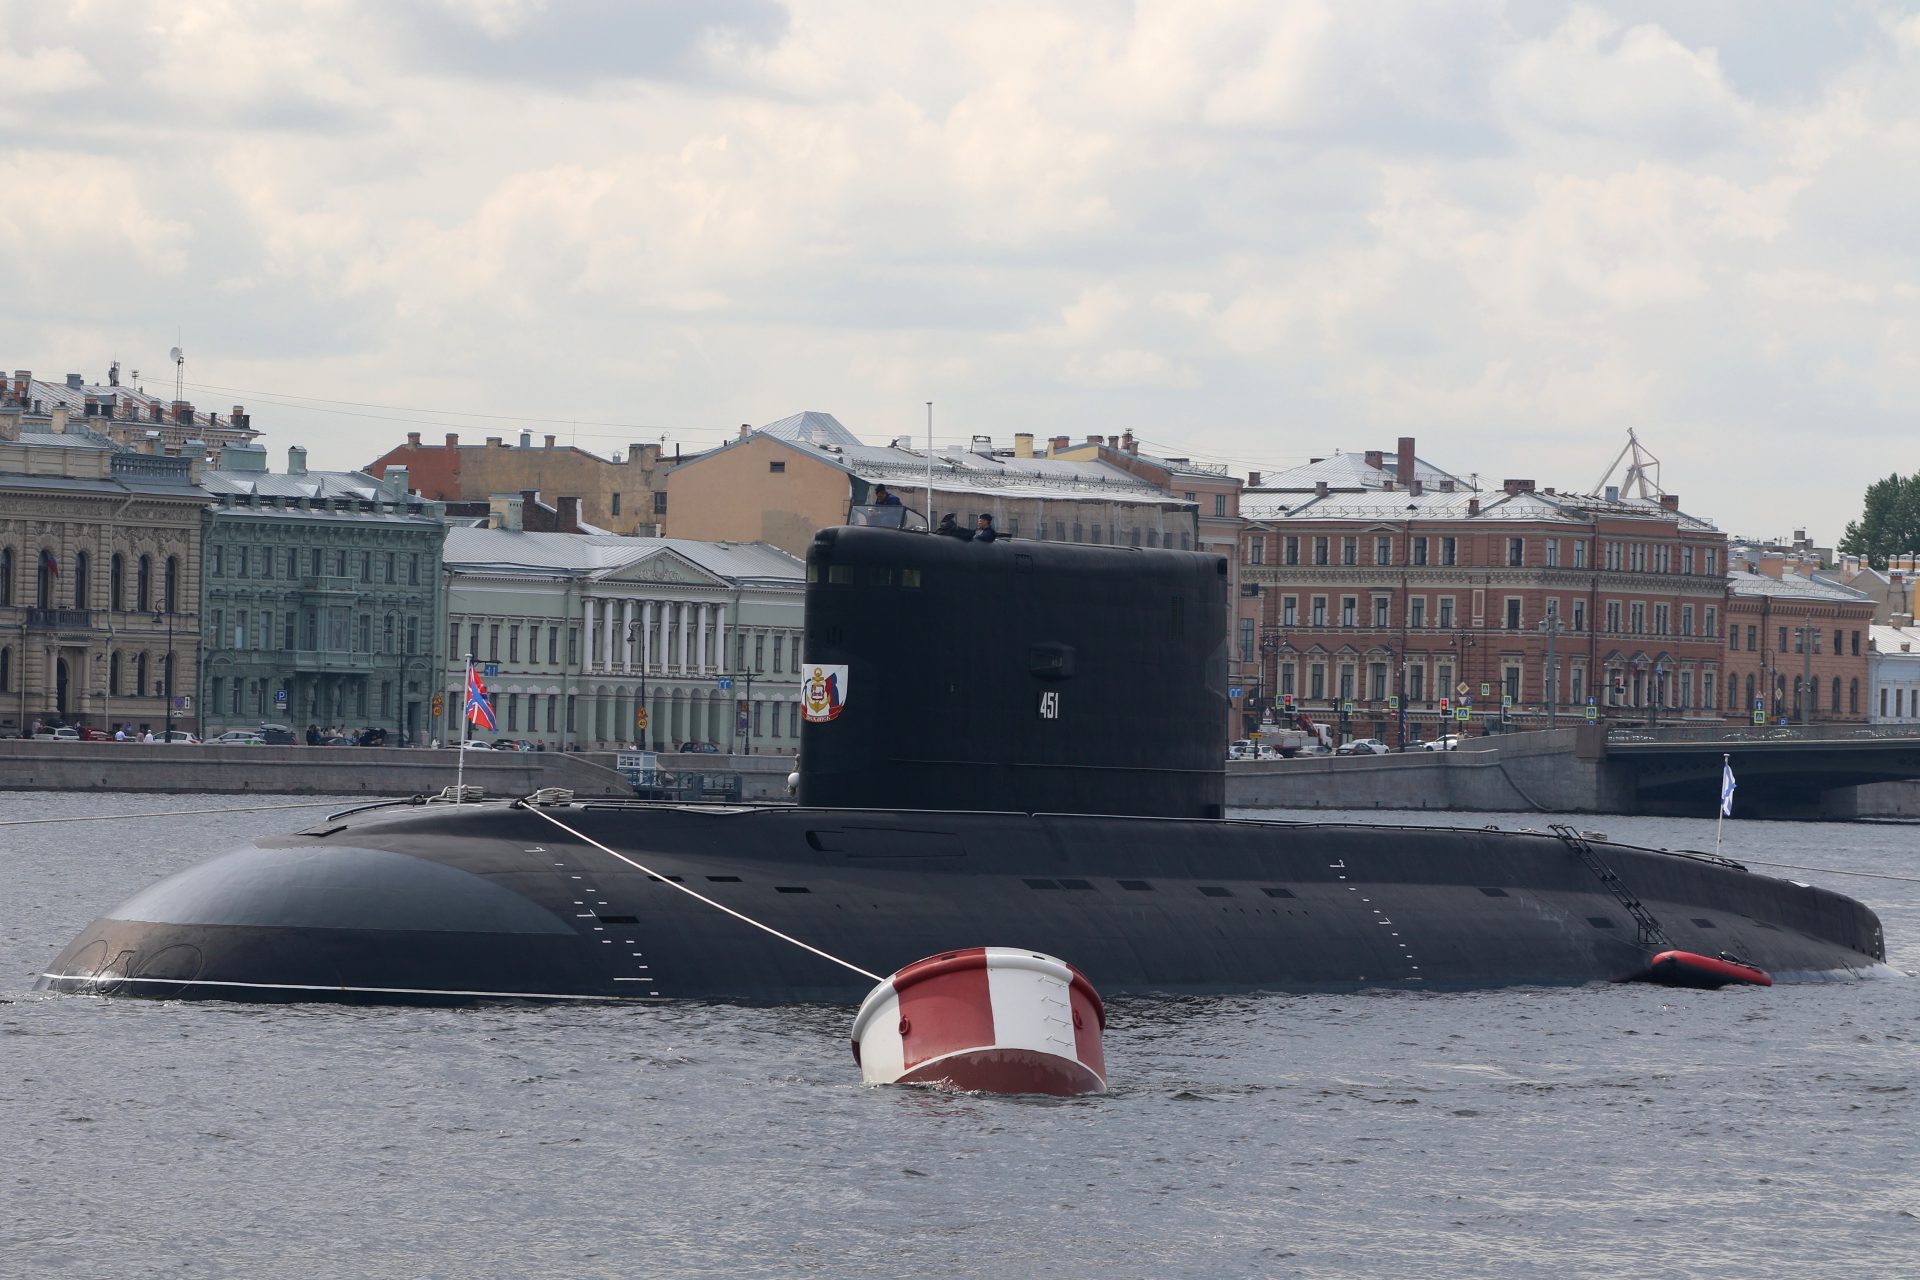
[1594,428,1663,499]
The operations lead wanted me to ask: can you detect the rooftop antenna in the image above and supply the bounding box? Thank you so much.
[169,346,186,403]
[1595,428,1663,500]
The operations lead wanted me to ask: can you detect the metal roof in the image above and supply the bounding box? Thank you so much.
[1250,450,1473,494]
[443,527,805,586]
[1726,570,1871,603]
[759,410,863,450]
[202,466,393,501]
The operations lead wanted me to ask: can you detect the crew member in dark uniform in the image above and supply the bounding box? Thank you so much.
[973,513,999,542]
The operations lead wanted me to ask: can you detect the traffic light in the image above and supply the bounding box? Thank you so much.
[1439,697,1450,713]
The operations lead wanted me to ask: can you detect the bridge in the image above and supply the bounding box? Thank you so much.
[1603,723,1920,817]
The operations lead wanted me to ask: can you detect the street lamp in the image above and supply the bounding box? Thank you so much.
[625,620,649,749]
[152,608,173,739]
[1539,606,1566,729]
[1259,626,1282,727]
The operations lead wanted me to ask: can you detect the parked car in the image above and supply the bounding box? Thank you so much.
[461,740,495,750]
[678,741,722,754]
[210,730,265,746]
[1336,738,1390,756]
[32,726,80,742]
[1421,734,1463,751]
[74,725,113,741]
[160,730,201,745]
[256,723,296,745]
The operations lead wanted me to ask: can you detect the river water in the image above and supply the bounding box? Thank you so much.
[2,792,1916,1279]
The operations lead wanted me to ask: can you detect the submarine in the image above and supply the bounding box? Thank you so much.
[39,525,1886,1004]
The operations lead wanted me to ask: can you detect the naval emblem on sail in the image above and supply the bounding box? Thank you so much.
[802,664,847,723]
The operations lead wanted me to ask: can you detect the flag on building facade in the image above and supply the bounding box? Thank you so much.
[465,662,497,732]
[41,548,58,577]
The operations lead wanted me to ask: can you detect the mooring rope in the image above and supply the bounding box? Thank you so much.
[1738,858,1920,886]
[0,798,413,828]
[519,803,884,982]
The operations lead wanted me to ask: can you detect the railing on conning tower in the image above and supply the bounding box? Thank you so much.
[845,504,929,532]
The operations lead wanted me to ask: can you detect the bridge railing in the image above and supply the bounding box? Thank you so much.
[1606,723,1920,746]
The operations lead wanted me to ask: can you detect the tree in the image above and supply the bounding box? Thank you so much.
[1838,471,1920,568]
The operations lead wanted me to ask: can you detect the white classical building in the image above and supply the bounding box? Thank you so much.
[1868,624,1920,724]
[441,527,805,752]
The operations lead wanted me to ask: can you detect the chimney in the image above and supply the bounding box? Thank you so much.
[741,423,751,439]
[1660,494,1680,511]
[231,405,249,432]
[12,370,29,397]
[1397,437,1416,485]
[83,395,98,416]
[545,434,556,449]
[1364,449,1384,470]
[1604,485,1620,502]
[445,433,459,447]
[1248,471,1262,487]
[50,407,69,433]
[1107,435,1120,449]
[558,495,583,532]
[1543,486,1555,496]
[488,493,524,532]
[519,430,532,448]
[407,431,421,446]
[485,436,503,447]
[172,400,192,425]
[1051,435,1069,453]
[65,373,82,389]
[1409,479,1423,496]
[1502,478,1533,496]
[1468,497,1481,516]
[1440,479,1455,492]
[1014,433,1034,458]
[151,404,163,422]
[388,466,411,496]
[1086,434,1102,444]
[1122,431,1136,454]
[1314,481,1329,497]
[288,445,308,475]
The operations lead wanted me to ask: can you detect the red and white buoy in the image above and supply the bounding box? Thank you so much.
[851,948,1107,1096]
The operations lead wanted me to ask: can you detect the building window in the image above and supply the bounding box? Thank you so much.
[1545,539,1560,568]
[768,462,785,474]
[1440,537,1456,566]
[1409,597,1426,628]
[1705,607,1717,638]
[1311,597,1327,627]
[1507,538,1524,567]
[1505,598,1521,630]
[1375,536,1391,565]
[1630,602,1645,634]
[489,623,500,661]
[1573,542,1588,568]
[1249,538,1264,565]
[211,545,224,577]
[754,634,765,672]
[1706,550,1717,574]
[1282,596,1298,626]
[1341,537,1357,567]
[1284,537,1299,566]
[108,553,122,611]
[407,617,419,654]
[1340,597,1356,627]
[1571,600,1586,631]
[1238,618,1254,662]
[1853,630,1861,656]
[1309,665,1326,699]
[773,634,785,673]
[409,555,420,585]
[1313,538,1329,566]
[1412,537,1428,566]
[1605,602,1622,633]
[1851,678,1860,714]
[509,625,520,663]
[1654,604,1669,635]
[1438,597,1455,628]
[612,493,623,515]
[654,491,668,515]
[1214,494,1227,517]
[568,628,579,664]
[1373,597,1389,628]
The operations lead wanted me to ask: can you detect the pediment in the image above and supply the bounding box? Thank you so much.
[594,549,729,589]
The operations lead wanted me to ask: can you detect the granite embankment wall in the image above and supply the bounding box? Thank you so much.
[1226,727,1634,814]
[0,741,800,802]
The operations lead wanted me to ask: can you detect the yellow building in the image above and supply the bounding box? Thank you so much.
[0,414,209,737]
[366,430,675,536]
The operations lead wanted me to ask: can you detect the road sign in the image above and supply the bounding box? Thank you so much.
[1342,700,1355,714]
[274,688,289,707]
[1387,695,1400,711]
[1455,707,1470,721]
[716,676,733,691]
[1456,682,1470,696]
[431,692,444,717]
[1479,682,1491,698]
[1584,706,1598,723]
[1501,695,1513,708]
[636,707,649,730]
[1586,696,1596,707]
[483,663,499,678]
[1753,710,1766,725]
[175,695,192,709]
[1229,686,1243,700]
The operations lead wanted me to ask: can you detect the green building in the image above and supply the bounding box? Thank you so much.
[199,445,446,740]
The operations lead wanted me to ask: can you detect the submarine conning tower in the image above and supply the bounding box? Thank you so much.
[797,525,1229,819]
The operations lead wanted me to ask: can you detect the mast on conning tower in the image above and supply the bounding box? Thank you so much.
[1594,428,1664,499]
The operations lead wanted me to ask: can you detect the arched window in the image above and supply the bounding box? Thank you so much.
[0,645,10,693]
[0,547,12,606]
[36,548,54,607]
[1832,676,1842,714]
[109,651,121,696]
[110,553,124,612]
[164,556,179,613]
[136,652,149,695]
[1851,678,1860,715]
[73,550,89,610]
[1745,673,1755,709]
[137,555,152,612]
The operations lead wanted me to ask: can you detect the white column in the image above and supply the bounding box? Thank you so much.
[640,601,653,674]
[658,600,671,676]
[696,603,709,676]
[621,599,634,673]
[603,599,617,671]
[582,597,597,674]
[715,605,728,675]
[679,602,691,676]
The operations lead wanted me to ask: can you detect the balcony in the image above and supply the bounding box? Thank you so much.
[25,608,94,630]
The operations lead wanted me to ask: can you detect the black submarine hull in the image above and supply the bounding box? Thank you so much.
[38,799,1886,1004]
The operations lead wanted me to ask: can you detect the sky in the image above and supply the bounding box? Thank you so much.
[2,0,1916,543]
